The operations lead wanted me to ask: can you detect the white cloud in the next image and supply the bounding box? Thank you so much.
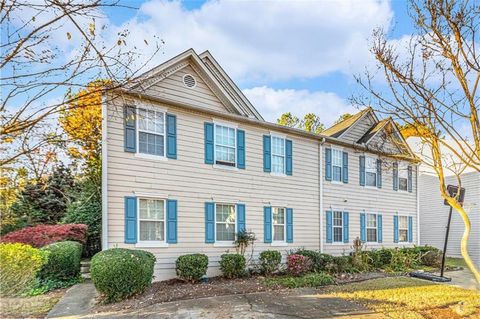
[243,86,358,125]
[107,0,393,83]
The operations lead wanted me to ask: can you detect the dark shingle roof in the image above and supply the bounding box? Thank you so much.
[322,107,371,138]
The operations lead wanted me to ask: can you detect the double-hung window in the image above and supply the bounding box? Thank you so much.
[138,107,165,156]
[366,213,377,242]
[365,157,377,187]
[333,211,343,242]
[332,149,343,182]
[138,198,165,243]
[272,207,286,242]
[399,216,408,242]
[215,124,236,166]
[216,203,236,242]
[272,136,285,174]
[398,165,408,191]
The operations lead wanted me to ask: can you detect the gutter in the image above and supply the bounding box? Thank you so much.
[416,165,421,245]
[114,87,420,163]
[101,92,109,250]
[319,137,326,253]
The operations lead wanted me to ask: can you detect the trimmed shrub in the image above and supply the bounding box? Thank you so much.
[287,254,312,276]
[219,254,246,278]
[39,241,83,281]
[259,250,282,276]
[265,272,334,288]
[176,254,208,283]
[0,224,87,248]
[0,243,49,296]
[295,249,333,272]
[91,248,156,303]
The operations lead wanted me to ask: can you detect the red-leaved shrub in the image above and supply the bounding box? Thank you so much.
[0,224,88,248]
[287,254,312,276]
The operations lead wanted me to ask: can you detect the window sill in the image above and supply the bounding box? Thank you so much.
[364,185,379,190]
[330,180,344,185]
[213,242,236,247]
[271,242,288,247]
[134,153,168,161]
[270,172,287,177]
[135,242,169,248]
[212,164,239,171]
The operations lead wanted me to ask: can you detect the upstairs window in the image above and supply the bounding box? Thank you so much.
[399,216,408,242]
[215,203,236,242]
[333,211,343,242]
[138,198,165,242]
[365,157,377,187]
[138,108,165,156]
[332,149,343,182]
[366,213,377,242]
[272,207,286,242]
[215,124,236,166]
[272,136,285,174]
[398,165,408,191]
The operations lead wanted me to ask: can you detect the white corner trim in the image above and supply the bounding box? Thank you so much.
[319,142,324,253]
[416,165,420,245]
[101,93,109,250]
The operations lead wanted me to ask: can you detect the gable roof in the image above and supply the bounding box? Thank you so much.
[357,118,390,144]
[125,49,264,121]
[322,107,373,138]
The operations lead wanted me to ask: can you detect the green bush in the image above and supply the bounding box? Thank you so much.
[259,250,282,276]
[39,241,82,281]
[326,256,356,273]
[368,249,394,269]
[219,254,246,278]
[264,272,334,288]
[294,249,333,272]
[91,248,156,303]
[176,254,208,282]
[0,243,49,296]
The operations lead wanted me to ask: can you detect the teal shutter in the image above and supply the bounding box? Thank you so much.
[204,123,214,164]
[408,166,413,193]
[359,156,366,186]
[205,202,215,243]
[325,148,332,181]
[408,216,413,242]
[377,159,382,188]
[264,206,272,243]
[393,162,399,191]
[326,211,333,243]
[286,139,293,175]
[377,214,383,243]
[286,208,293,243]
[360,213,366,242]
[124,106,136,153]
[124,196,137,243]
[342,152,349,183]
[166,114,177,159]
[237,204,246,232]
[237,129,246,169]
[166,199,177,243]
[393,215,399,243]
[263,135,271,172]
[343,212,349,243]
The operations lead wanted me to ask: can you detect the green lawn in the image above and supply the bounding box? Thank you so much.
[325,277,479,319]
[446,257,467,268]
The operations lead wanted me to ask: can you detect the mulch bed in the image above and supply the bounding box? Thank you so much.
[94,272,389,313]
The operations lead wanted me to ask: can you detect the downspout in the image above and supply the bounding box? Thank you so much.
[319,137,326,253]
[416,165,420,245]
[101,92,109,250]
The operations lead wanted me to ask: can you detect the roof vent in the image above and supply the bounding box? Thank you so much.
[183,74,197,88]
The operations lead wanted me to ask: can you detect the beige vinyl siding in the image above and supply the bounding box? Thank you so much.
[106,95,320,280]
[340,113,376,144]
[368,133,403,155]
[322,143,418,255]
[419,172,479,268]
[145,65,229,114]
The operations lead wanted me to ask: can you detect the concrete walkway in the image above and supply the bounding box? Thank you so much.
[443,269,480,291]
[47,282,98,319]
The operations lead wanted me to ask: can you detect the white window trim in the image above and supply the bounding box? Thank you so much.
[397,163,409,192]
[366,213,378,243]
[272,207,287,244]
[136,197,168,248]
[136,105,167,158]
[332,210,344,243]
[364,156,378,188]
[270,134,287,175]
[398,215,409,243]
[214,202,237,245]
[331,147,344,183]
[213,123,237,168]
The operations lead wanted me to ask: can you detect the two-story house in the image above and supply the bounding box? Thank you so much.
[102,49,420,280]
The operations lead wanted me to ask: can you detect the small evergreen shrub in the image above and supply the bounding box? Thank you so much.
[326,256,356,273]
[0,243,49,296]
[259,250,282,275]
[0,224,87,248]
[39,241,83,281]
[176,254,208,282]
[91,248,156,303]
[286,254,312,276]
[219,254,246,278]
[294,249,333,272]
